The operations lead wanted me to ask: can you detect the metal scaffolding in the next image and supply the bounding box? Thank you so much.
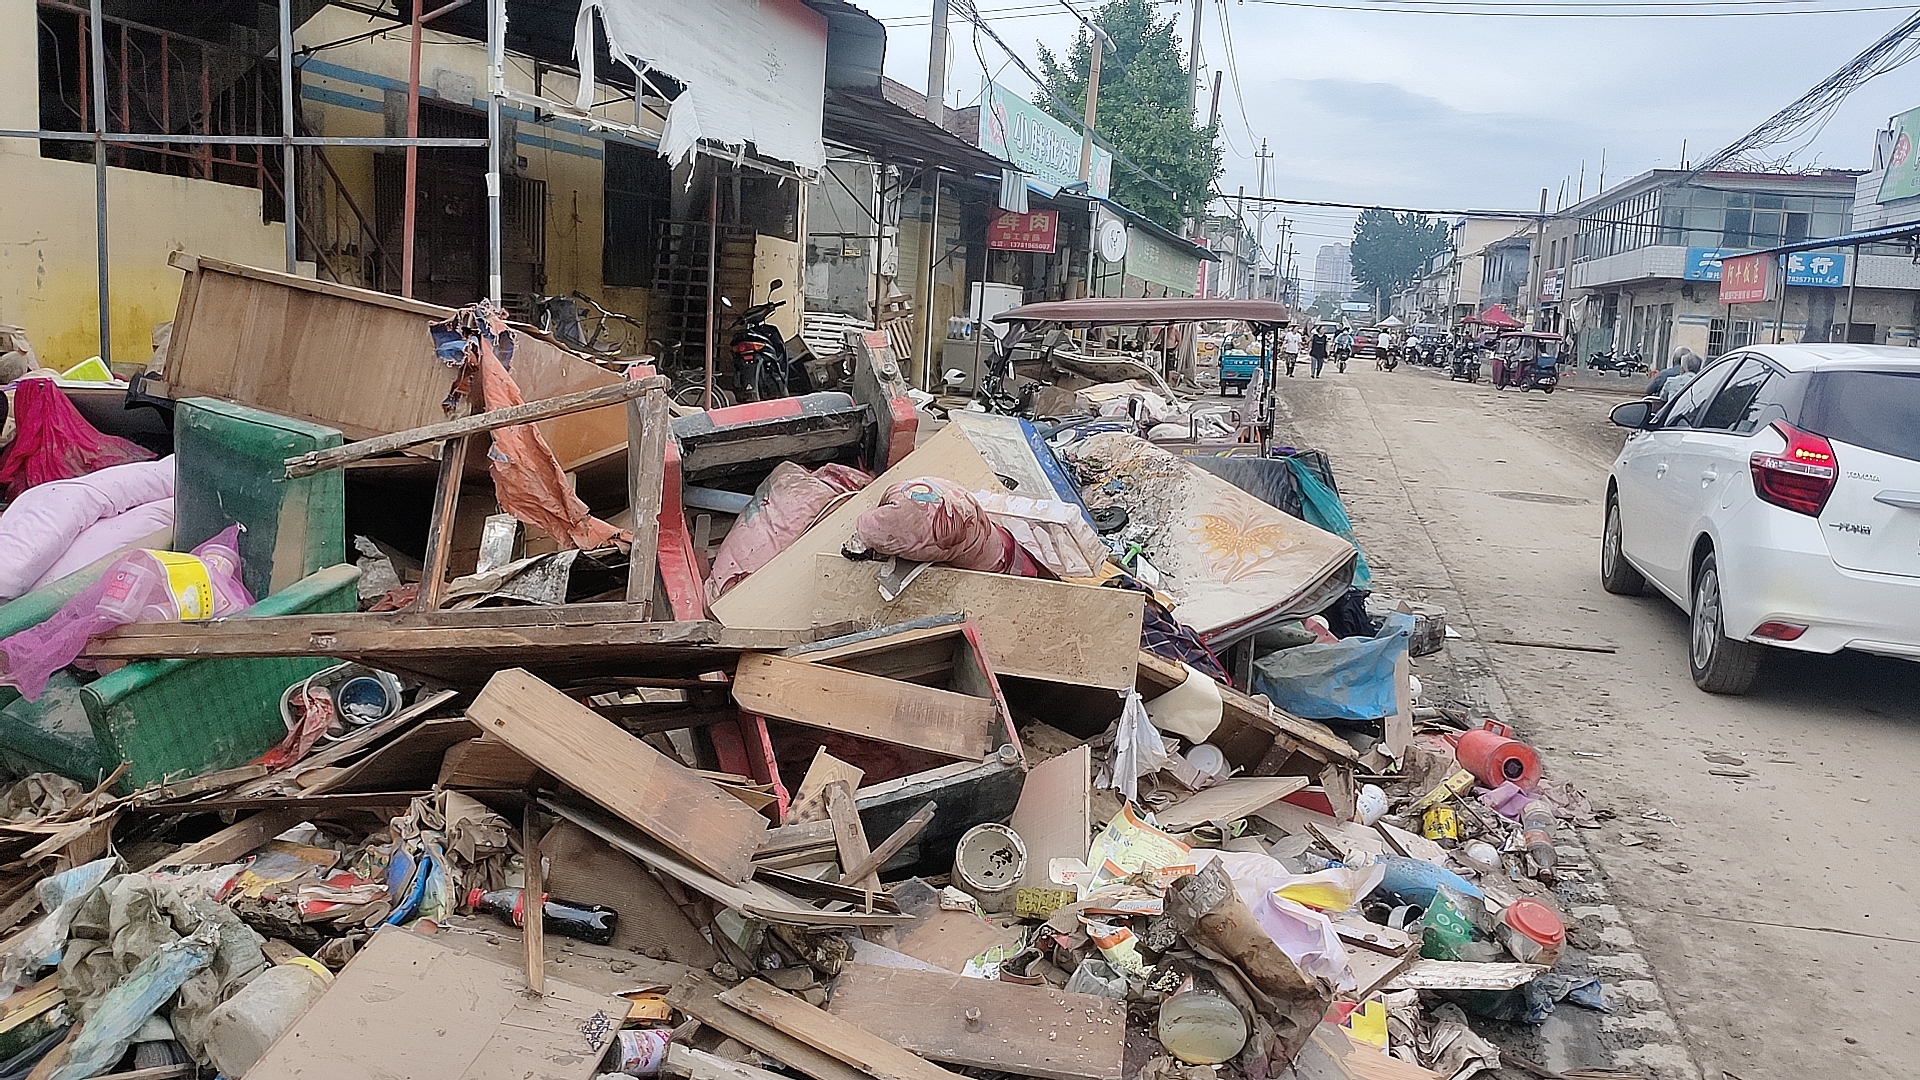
[0,0,504,366]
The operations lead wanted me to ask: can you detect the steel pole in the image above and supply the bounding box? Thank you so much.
[1078,37,1103,183]
[486,0,502,301]
[705,171,719,410]
[1773,255,1787,343]
[925,0,948,130]
[89,0,110,365]
[279,0,296,272]
[1843,246,1859,343]
[401,0,424,295]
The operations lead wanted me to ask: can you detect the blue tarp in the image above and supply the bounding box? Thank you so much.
[1251,611,1414,721]
[1286,457,1371,589]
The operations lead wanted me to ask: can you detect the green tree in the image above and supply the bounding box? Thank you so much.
[1350,209,1449,309]
[1036,0,1222,230]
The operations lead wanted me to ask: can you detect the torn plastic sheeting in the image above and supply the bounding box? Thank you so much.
[0,377,155,501]
[0,856,117,991]
[1286,457,1372,589]
[572,0,828,171]
[1105,691,1173,805]
[1198,848,1359,991]
[49,924,218,1080]
[1250,611,1414,722]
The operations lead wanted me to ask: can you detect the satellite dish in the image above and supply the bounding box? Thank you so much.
[1098,220,1129,263]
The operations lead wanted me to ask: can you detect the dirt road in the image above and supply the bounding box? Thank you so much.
[1267,362,1920,1080]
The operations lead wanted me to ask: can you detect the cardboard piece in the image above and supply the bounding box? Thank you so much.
[1007,746,1091,888]
[245,926,627,1080]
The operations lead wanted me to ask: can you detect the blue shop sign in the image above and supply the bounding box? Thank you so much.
[1684,247,1845,288]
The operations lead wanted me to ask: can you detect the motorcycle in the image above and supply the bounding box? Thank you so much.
[1448,344,1480,382]
[1585,349,1647,378]
[724,296,805,402]
[1375,345,1399,371]
[1335,343,1351,373]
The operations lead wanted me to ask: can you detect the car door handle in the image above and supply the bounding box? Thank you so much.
[1875,490,1920,510]
[1702,468,1718,486]
[1655,463,1668,477]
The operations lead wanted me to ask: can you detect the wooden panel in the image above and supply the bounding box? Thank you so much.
[666,972,867,1080]
[1135,649,1357,766]
[825,963,1125,1080]
[710,424,1002,631]
[807,558,1143,691]
[732,654,997,761]
[246,926,626,1080]
[539,821,719,968]
[467,669,766,883]
[784,750,863,825]
[1158,776,1308,832]
[717,979,965,1080]
[1007,746,1090,888]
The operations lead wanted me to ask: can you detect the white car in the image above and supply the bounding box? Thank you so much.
[1601,344,1920,694]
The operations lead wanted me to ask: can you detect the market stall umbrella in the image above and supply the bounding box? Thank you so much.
[1377,315,1404,327]
[1477,304,1522,328]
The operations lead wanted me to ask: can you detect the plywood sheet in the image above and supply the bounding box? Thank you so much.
[808,558,1142,691]
[825,963,1125,1080]
[732,654,998,760]
[1159,776,1308,832]
[539,821,720,967]
[1008,746,1090,888]
[467,669,765,883]
[246,926,626,1080]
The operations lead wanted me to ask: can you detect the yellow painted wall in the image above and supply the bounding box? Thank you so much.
[0,0,283,371]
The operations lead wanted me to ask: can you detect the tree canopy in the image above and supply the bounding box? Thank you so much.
[1036,0,1222,230]
[1350,209,1450,306]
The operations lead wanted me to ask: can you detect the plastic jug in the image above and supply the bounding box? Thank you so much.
[203,960,331,1077]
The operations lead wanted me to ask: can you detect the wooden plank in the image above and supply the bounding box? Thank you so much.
[1158,776,1308,832]
[626,386,672,610]
[440,738,542,790]
[1383,960,1548,992]
[732,654,998,761]
[523,802,546,995]
[142,809,304,871]
[785,750,863,826]
[838,801,936,885]
[1008,746,1090,888]
[1347,949,1419,999]
[283,377,666,478]
[888,909,1016,974]
[1384,650,1413,762]
[717,979,965,1080]
[467,669,766,883]
[245,926,627,1080]
[663,1044,793,1080]
[1135,649,1357,766]
[666,972,868,1080]
[711,425,1001,630]
[823,782,877,894]
[546,800,909,929]
[416,430,473,612]
[807,558,1143,691]
[825,963,1125,1080]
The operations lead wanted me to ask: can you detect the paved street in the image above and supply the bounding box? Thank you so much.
[1267,363,1920,1080]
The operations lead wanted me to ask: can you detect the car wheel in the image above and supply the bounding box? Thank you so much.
[1689,550,1763,694]
[1600,496,1647,596]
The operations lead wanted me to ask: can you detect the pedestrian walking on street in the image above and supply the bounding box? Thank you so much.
[1282,326,1304,377]
[1309,327,1330,377]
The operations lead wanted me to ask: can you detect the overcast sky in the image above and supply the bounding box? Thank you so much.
[857,0,1920,257]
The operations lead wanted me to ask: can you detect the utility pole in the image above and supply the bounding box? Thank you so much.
[1078,26,1110,183]
[1208,72,1222,129]
[1189,0,1205,115]
[1528,187,1547,329]
[926,0,948,129]
[1253,139,1274,298]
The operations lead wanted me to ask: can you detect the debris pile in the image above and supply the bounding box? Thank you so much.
[0,260,1617,1080]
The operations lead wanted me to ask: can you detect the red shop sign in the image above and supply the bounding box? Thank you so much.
[988,209,1060,253]
[1719,252,1772,305]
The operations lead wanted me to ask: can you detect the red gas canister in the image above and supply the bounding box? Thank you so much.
[1447,720,1542,791]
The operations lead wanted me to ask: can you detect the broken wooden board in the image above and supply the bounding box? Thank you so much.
[539,821,720,968]
[1135,649,1356,768]
[664,1044,793,1080]
[245,926,626,1080]
[666,971,867,1080]
[438,737,543,791]
[785,750,863,825]
[888,908,1019,974]
[546,799,909,929]
[1007,745,1090,889]
[468,669,765,883]
[85,609,805,687]
[1383,960,1548,992]
[808,556,1142,691]
[718,979,965,1080]
[1254,803,1447,865]
[1346,948,1420,1000]
[1159,776,1308,832]
[825,963,1125,1080]
[732,654,999,761]
[711,424,1003,631]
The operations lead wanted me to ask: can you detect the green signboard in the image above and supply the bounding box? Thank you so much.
[1878,104,1920,203]
[1126,226,1199,295]
[978,81,1112,200]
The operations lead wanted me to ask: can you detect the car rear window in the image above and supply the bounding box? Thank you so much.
[1799,370,1920,462]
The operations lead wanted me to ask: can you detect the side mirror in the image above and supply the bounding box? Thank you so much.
[1610,400,1655,429]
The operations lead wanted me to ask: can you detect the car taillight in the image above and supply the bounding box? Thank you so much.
[1750,421,1837,517]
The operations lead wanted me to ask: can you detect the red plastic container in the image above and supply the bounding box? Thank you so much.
[1498,897,1566,966]
[1448,720,1542,791]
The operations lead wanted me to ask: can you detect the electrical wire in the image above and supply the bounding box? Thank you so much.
[1248,0,1920,16]
[1212,0,1261,151]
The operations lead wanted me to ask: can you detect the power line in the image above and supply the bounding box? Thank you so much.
[1247,0,1920,16]
[1212,0,1261,151]
[1216,190,1543,217]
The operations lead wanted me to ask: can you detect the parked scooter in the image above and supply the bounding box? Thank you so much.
[724,287,806,402]
[1448,344,1480,382]
[1585,349,1646,378]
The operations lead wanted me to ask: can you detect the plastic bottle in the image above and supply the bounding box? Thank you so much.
[203,960,332,1077]
[1519,801,1558,869]
[467,887,619,945]
[1156,990,1249,1065]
